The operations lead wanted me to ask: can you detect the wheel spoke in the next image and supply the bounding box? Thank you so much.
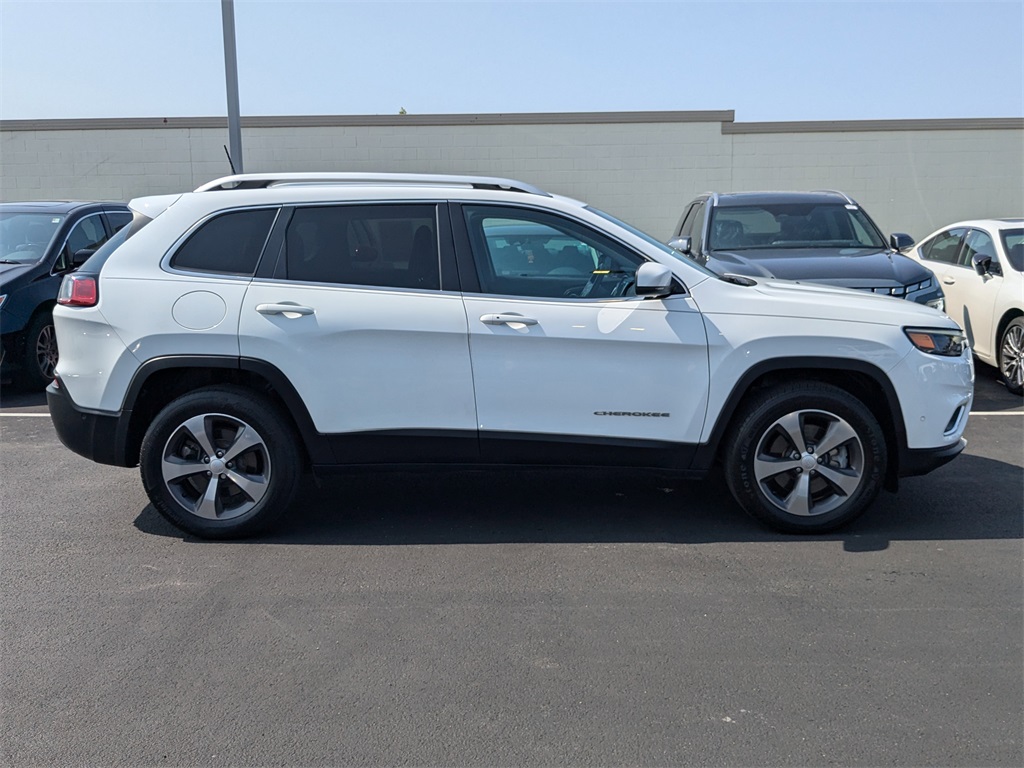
[180,415,218,459]
[226,469,268,504]
[754,456,803,482]
[782,471,812,516]
[1002,328,1024,385]
[815,464,862,496]
[774,412,808,454]
[162,456,208,482]
[223,427,264,464]
[815,417,859,456]
[193,475,221,519]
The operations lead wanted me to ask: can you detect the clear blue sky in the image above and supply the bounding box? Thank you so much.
[1,0,1021,122]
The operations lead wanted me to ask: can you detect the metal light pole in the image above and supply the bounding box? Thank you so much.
[221,0,243,173]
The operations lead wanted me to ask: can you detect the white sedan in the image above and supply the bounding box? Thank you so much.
[904,218,1023,394]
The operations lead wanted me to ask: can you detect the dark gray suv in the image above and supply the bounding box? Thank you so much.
[669,191,944,309]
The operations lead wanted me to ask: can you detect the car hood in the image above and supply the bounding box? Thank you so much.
[0,261,36,287]
[706,247,932,286]
[688,272,954,328]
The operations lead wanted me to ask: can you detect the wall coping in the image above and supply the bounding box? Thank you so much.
[1,111,1020,133]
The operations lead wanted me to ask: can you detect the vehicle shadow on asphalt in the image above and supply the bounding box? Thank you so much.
[134,452,1022,551]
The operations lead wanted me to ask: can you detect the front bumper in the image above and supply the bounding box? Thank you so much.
[900,437,967,477]
[47,378,132,467]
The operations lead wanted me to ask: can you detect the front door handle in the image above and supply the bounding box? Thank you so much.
[942,277,955,285]
[480,313,538,326]
[256,303,315,317]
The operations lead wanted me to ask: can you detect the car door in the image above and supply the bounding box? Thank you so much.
[949,228,1003,359]
[238,202,478,462]
[453,203,710,469]
[915,227,966,318]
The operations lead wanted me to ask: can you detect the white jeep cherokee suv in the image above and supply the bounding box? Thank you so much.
[48,173,973,539]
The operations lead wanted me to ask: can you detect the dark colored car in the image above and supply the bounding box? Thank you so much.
[669,191,944,309]
[1,201,131,389]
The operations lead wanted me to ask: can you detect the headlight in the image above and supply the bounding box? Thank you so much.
[904,327,966,356]
[926,297,945,312]
[0,294,6,309]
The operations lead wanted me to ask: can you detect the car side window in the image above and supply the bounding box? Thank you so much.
[960,229,997,269]
[171,208,277,276]
[281,204,439,290]
[462,205,643,299]
[107,211,132,233]
[57,214,108,271]
[676,203,697,237]
[920,228,966,264]
[689,202,707,253]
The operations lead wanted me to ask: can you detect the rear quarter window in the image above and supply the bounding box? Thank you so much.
[170,208,278,276]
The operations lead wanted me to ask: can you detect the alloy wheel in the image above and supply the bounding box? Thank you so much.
[34,323,58,380]
[1000,324,1023,390]
[161,413,271,521]
[753,409,865,517]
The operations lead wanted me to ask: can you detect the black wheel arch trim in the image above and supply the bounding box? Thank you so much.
[116,354,333,466]
[691,357,909,483]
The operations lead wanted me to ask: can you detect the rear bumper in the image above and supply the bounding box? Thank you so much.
[899,437,967,477]
[47,378,132,467]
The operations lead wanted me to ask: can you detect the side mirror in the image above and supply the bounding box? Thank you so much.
[635,262,675,297]
[972,253,1000,276]
[71,248,96,267]
[667,236,692,255]
[889,233,915,251]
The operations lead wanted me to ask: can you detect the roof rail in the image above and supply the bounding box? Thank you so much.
[194,172,551,197]
[811,189,856,205]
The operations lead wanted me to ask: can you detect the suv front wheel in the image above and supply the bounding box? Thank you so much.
[140,386,302,538]
[724,382,886,533]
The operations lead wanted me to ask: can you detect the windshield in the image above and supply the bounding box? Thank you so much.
[708,203,888,250]
[584,205,719,277]
[0,212,64,264]
[999,228,1023,272]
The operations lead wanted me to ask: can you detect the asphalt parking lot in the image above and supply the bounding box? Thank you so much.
[1,364,1021,767]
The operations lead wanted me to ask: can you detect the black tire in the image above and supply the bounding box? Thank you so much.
[724,382,887,534]
[997,317,1024,396]
[17,311,58,390]
[140,386,302,539]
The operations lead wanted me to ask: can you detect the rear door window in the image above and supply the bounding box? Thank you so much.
[280,204,440,290]
[920,229,966,264]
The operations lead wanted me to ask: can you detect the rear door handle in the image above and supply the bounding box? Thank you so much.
[256,303,315,316]
[480,313,538,326]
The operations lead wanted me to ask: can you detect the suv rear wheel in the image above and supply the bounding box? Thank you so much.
[140,386,301,539]
[724,382,886,533]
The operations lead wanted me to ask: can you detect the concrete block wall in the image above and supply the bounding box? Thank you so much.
[1,112,1021,242]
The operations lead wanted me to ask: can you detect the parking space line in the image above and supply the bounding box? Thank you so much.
[0,413,51,418]
[969,411,1024,416]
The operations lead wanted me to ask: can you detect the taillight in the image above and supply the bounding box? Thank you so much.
[57,274,98,307]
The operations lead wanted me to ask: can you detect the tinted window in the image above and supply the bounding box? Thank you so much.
[283,204,439,290]
[463,205,643,299]
[676,203,698,237]
[960,229,997,268]
[59,214,108,270]
[107,210,132,233]
[171,208,277,276]
[999,228,1024,272]
[689,202,707,252]
[920,229,966,264]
